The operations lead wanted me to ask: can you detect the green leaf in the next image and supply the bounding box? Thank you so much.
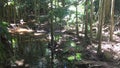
[67,56,75,61]
[71,42,76,47]
[76,53,82,60]
[67,53,82,61]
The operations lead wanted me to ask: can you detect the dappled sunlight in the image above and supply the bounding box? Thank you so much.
[101,41,120,60]
[11,59,30,68]
[114,30,120,34]
[15,59,25,66]
[9,27,33,34]
[113,35,120,42]
[16,28,33,33]
[34,32,45,36]
[1,0,120,68]
[36,30,46,33]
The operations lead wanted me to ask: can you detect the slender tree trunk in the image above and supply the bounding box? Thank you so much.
[14,0,16,24]
[84,0,89,44]
[85,0,88,38]
[18,1,21,19]
[97,0,106,55]
[50,0,54,68]
[7,2,10,23]
[90,0,94,39]
[97,0,103,55]
[34,0,37,21]
[76,3,79,38]
[0,1,3,22]
[110,0,115,41]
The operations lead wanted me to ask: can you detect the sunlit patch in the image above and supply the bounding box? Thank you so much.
[71,42,76,47]
[36,30,46,33]
[68,6,76,11]
[16,28,33,32]
[15,59,24,66]
[67,53,82,61]
[14,59,30,67]
[9,27,33,34]
[101,41,120,60]
[34,33,44,36]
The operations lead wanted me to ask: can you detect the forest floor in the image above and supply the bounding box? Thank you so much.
[42,22,120,68]
[9,20,120,68]
[64,30,120,68]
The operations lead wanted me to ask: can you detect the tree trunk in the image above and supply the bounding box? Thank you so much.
[76,3,79,38]
[34,0,37,22]
[110,0,115,41]
[14,0,16,24]
[0,1,3,22]
[84,0,89,44]
[90,0,94,39]
[105,0,111,23]
[97,0,106,55]
[50,0,54,68]
[85,0,88,38]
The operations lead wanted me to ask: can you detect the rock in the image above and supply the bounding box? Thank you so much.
[98,50,114,61]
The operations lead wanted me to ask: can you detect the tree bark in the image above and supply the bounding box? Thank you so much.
[110,0,115,41]
[84,0,89,43]
[76,2,79,38]
[90,0,94,39]
[97,0,106,55]
[50,0,54,68]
